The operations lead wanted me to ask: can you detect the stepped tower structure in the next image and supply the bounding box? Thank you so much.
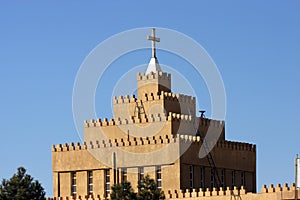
[52,29,256,199]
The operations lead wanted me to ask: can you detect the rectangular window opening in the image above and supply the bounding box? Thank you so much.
[221,169,225,188]
[121,168,127,182]
[156,166,162,189]
[200,166,205,189]
[138,167,144,182]
[189,165,194,189]
[138,167,145,192]
[105,169,110,198]
[231,170,235,188]
[88,171,93,195]
[71,172,77,196]
[241,171,245,186]
[210,168,215,189]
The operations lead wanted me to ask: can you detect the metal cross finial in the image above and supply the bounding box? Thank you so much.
[147,28,160,58]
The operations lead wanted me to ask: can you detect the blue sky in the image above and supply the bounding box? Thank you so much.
[0,1,299,196]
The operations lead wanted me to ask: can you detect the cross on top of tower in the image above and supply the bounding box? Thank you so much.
[145,28,162,74]
[147,28,160,58]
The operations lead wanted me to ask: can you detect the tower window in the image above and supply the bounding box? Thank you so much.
[121,168,127,182]
[210,168,215,189]
[156,166,162,189]
[200,166,205,189]
[88,171,93,195]
[189,165,194,189]
[138,167,144,181]
[71,172,76,196]
[138,167,145,192]
[231,170,235,188]
[104,169,110,198]
[57,172,60,197]
[221,169,226,188]
[241,171,245,186]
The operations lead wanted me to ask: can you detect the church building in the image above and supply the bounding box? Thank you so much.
[52,29,256,199]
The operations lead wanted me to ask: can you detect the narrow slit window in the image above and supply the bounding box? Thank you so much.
[231,170,235,188]
[200,166,205,189]
[210,168,215,189]
[189,165,194,189]
[71,172,76,196]
[241,171,245,186]
[88,171,93,195]
[138,167,144,182]
[121,168,127,182]
[105,169,110,198]
[221,169,225,188]
[156,166,162,189]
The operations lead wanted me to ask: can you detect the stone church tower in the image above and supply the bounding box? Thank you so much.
[52,29,256,199]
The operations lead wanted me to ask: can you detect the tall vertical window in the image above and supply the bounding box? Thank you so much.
[189,165,194,189]
[138,167,144,182]
[71,172,76,196]
[200,166,205,189]
[231,170,235,188]
[241,171,245,186]
[105,169,110,198]
[156,166,162,189]
[57,172,60,197]
[121,168,127,182]
[210,168,215,189]
[88,171,93,195]
[221,169,225,188]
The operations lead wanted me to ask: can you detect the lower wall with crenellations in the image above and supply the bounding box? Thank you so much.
[47,183,300,200]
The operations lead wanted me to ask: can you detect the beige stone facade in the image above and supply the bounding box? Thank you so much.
[52,66,258,199]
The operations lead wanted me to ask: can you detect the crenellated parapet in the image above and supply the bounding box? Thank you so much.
[261,183,294,193]
[198,117,225,127]
[53,133,254,153]
[113,91,195,105]
[84,112,223,129]
[84,112,185,128]
[178,134,201,142]
[162,92,195,104]
[84,112,168,128]
[113,94,137,104]
[215,140,256,152]
[113,89,196,119]
[178,134,256,152]
[48,183,298,199]
[52,134,178,152]
[46,195,104,200]
[137,71,171,81]
[52,142,87,152]
[166,186,246,198]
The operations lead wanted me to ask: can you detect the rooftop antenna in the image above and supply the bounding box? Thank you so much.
[199,110,206,118]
